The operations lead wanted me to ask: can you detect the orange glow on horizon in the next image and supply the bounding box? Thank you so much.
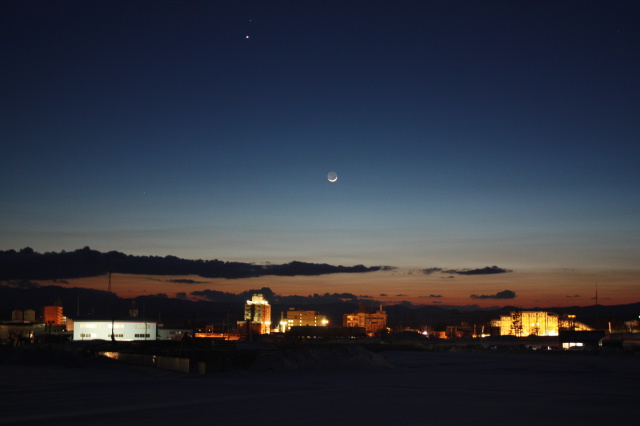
[35,267,640,308]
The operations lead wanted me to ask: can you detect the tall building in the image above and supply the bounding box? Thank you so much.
[43,305,64,326]
[238,294,271,335]
[279,308,328,332]
[343,305,387,335]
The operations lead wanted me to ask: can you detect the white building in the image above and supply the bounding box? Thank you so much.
[73,319,157,341]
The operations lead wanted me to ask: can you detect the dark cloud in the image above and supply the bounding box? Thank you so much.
[422,267,442,275]
[379,293,388,297]
[445,266,512,275]
[0,248,383,280]
[4,279,40,289]
[167,279,207,284]
[419,294,443,298]
[277,293,360,304]
[191,287,362,305]
[470,290,517,300]
[396,294,408,297]
[191,289,241,303]
[176,292,188,299]
[432,300,442,304]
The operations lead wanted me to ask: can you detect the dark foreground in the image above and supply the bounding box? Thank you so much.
[1,347,639,425]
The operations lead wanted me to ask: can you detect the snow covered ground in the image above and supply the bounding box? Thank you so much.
[2,348,639,425]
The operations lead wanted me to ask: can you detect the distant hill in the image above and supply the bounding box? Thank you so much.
[0,247,383,280]
[1,282,638,331]
[0,282,362,326]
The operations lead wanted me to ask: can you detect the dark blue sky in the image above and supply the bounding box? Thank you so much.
[1,1,638,271]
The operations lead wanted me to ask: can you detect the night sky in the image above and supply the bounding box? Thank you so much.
[1,1,638,305]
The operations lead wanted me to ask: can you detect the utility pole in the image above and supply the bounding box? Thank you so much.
[108,257,115,343]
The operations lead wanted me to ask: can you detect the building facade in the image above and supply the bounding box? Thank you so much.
[493,311,592,337]
[72,319,157,341]
[279,308,328,332]
[343,305,387,335]
[11,309,36,322]
[157,328,192,341]
[43,305,64,326]
[238,293,271,335]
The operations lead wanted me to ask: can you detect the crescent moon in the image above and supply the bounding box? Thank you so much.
[327,172,338,182]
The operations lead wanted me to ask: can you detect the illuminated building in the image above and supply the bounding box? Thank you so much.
[193,324,241,340]
[493,311,592,337]
[279,308,328,333]
[343,305,387,335]
[72,319,157,341]
[237,293,271,335]
[43,305,64,326]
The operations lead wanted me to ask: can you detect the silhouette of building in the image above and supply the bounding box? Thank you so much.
[559,330,606,350]
[492,311,592,337]
[343,305,387,335]
[237,293,271,335]
[0,322,34,343]
[11,309,36,322]
[129,301,139,318]
[279,308,328,332]
[446,322,477,339]
[157,327,192,341]
[287,326,366,341]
